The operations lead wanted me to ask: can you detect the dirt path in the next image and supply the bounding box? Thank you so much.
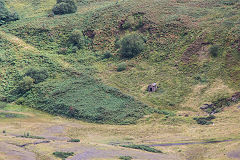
[0,142,36,160]
[0,30,38,52]
[40,125,70,141]
[149,139,236,147]
[228,148,240,159]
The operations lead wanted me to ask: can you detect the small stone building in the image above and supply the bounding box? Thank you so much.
[147,83,157,92]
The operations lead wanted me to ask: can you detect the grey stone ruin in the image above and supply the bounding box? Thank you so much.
[147,83,157,92]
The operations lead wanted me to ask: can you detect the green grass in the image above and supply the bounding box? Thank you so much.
[121,144,162,153]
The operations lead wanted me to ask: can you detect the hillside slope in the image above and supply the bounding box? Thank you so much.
[0,0,240,123]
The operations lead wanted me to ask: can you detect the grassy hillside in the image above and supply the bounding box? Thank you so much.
[0,0,240,125]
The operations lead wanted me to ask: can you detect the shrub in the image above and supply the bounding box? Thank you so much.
[121,144,162,153]
[117,62,127,72]
[25,68,48,84]
[154,109,176,117]
[15,97,25,105]
[0,101,6,109]
[67,138,80,142]
[18,133,45,139]
[52,0,77,15]
[71,46,78,53]
[209,45,220,57]
[102,51,112,59]
[121,20,131,30]
[53,151,74,159]
[17,76,34,94]
[119,33,145,58]
[0,0,19,25]
[193,115,216,125]
[57,47,69,55]
[119,156,133,160]
[69,30,86,49]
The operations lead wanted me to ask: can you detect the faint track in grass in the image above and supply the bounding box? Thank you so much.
[0,142,36,160]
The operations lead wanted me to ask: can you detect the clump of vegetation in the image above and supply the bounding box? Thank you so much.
[25,68,49,84]
[52,0,77,15]
[71,46,79,53]
[0,0,19,25]
[120,14,144,30]
[102,51,112,59]
[2,130,6,134]
[53,151,74,159]
[119,33,145,58]
[121,19,132,30]
[69,30,87,49]
[15,97,25,105]
[25,76,151,125]
[193,115,216,125]
[221,0,239,5]
[154,109,176,117]
[121,144,162,153]
[67,138,80,142]
[201,92,240,114]
[57,48,69,55]
[0,102,7,109]
[16,76,34,94]
[117,62,127,72]
[18,132,45,139]
[119,156,133,160]
[209,45,220,57]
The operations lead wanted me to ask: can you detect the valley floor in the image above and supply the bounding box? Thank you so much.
[0,104,240,160]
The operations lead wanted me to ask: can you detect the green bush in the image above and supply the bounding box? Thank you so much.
[154,109,176,117]
[119,156,133,160]
[18,133,45,139]
[0,0,19,25]
[67,138,80,142]
[121,20,131,30]
[57,48,69,55]
[15,97,25,105]
[16,76,34,94]
[121,144,162,153]
[53,151,74,159]
[71,46,78,53]
[193,115,216,125]
[69,30,87,49]
[119,33,145,58]
[0,102,6,109]
[25,68,48,84]
[52,0,77,15]
[117,62,127,72]
[102,51,112,59]
[209,45,220,57]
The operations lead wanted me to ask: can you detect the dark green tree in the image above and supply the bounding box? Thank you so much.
[119,33,145,58]
[52,0,77,15]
